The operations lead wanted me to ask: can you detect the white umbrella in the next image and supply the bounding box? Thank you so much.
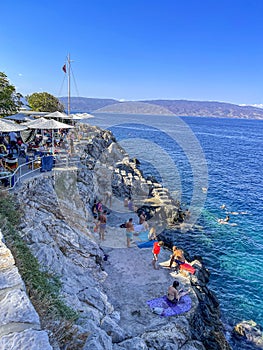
[21,117,49,127]
[0,119,28,132]
[70,113,94,121]
[44,111,72,120]
[79,113,94,119]
[4,114,34,122]
[24,118,74,154]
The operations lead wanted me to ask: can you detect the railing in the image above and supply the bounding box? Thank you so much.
[0,153,81,192]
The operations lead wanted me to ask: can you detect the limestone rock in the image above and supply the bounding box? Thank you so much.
[83,328,113,350]
[0,329,52,350]
[233,320,263,348]
[180,340,206,350]
[0,245,15,270]
[0,290,40,327]
[0,266,24,291]
[116,337,148,350]
[100,315,126,342]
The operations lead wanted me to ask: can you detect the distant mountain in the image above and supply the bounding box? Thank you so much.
[141,99,263,119]
[59,97,120,112]
[59,97,263,120]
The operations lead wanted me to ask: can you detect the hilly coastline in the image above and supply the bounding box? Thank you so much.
[59,97,263,119]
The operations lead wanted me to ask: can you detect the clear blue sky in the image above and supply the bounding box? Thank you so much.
[2,0,263,105]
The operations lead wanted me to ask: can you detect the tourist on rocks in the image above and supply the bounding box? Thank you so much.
[139,210,146,225]
[104,190,112,208]
[98,210,107,241]
[128,197,135,211]
[169,246,185,269]
[148,227,157,240]
[91,199,98,218]
[125,218,135,248]
[152,241,164,270]
[96,200,103,218]
[167,280,190,303]
[124,197,129,207]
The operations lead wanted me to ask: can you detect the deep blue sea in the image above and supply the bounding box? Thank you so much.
[85,113,263,349]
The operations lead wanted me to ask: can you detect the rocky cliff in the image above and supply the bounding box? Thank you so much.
[1,125,231,349]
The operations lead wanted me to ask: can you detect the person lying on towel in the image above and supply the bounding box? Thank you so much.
[167,281,190,303]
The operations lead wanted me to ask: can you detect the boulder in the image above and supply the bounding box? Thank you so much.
[233,320,263,348]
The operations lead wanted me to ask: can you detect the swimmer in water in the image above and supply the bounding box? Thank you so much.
[218,215,230,224]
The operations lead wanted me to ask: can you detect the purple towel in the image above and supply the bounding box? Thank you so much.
[147,295,192,317]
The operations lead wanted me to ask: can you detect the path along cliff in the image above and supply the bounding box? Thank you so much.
[0,125,231,349]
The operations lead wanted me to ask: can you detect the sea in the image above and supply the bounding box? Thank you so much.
[84,112,263,349]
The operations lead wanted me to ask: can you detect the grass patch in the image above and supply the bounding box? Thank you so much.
[0,192,82,347]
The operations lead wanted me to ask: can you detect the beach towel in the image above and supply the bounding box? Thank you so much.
[147,295,192,317]
[137,240,157,249]
[137,230,149,241]
[180,263,196,274]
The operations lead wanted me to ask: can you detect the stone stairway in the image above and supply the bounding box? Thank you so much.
[0,231,52,350]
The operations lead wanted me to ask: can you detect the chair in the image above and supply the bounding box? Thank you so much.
[4,157,18,171]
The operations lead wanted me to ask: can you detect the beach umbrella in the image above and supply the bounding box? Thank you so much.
[0,118,28,132]
[4,114,34,122]
[70,113,94,121]
[44,111,72,120]
[70,114,84,120]
[21,117,49,127]
[24,118,74,153]
[79,113,94,119]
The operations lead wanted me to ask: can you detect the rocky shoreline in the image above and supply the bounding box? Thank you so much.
[0,124,233,349]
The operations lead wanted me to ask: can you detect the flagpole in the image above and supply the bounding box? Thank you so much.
[67,53,71,117]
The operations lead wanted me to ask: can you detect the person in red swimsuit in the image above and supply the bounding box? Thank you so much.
[152,241,164,270]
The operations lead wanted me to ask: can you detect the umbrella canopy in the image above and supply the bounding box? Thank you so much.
[80,113,94,118]
[25,118,74,130]
[44,111,72,120]
[4,114,34,122]
[0,118,28,132]
[23,118,74,154]
[21,117,49,128]
[70,113,94,120]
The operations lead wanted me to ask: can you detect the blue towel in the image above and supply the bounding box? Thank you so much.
[41,156,54,172]
[136,240,157,249]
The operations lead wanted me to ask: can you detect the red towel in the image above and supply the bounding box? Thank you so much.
[180,263,196,274]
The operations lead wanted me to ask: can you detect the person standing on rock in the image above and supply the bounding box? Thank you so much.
[125,218,134,248]
[96,200,103,219]
[152,241,164,270]
[98,210,107,241]
[169,246,185,269]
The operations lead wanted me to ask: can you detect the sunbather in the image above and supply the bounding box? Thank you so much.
[167,280,190,303]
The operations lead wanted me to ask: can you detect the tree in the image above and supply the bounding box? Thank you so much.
[0,72,23,117]
[26,92,65,113]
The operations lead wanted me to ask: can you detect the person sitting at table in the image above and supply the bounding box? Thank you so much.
[0,136,8,147]
[0,157,4,169]
[9,131,18,153]
[0,144,7,155]
[19,142,28,158]
[4,153,18,171]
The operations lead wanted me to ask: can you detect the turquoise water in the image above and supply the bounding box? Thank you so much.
[87,113,263,348]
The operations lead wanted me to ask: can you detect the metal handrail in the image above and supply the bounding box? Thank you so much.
[0,153,81,192]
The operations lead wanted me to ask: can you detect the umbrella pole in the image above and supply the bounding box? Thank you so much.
[52,129,54,155]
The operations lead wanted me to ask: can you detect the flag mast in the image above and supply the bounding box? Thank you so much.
[67,53,71,116]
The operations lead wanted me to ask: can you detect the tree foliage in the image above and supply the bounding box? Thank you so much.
[27,92,65,113]
[0,72,23,117]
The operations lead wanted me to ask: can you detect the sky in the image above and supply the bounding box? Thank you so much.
[2,0,263,105]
